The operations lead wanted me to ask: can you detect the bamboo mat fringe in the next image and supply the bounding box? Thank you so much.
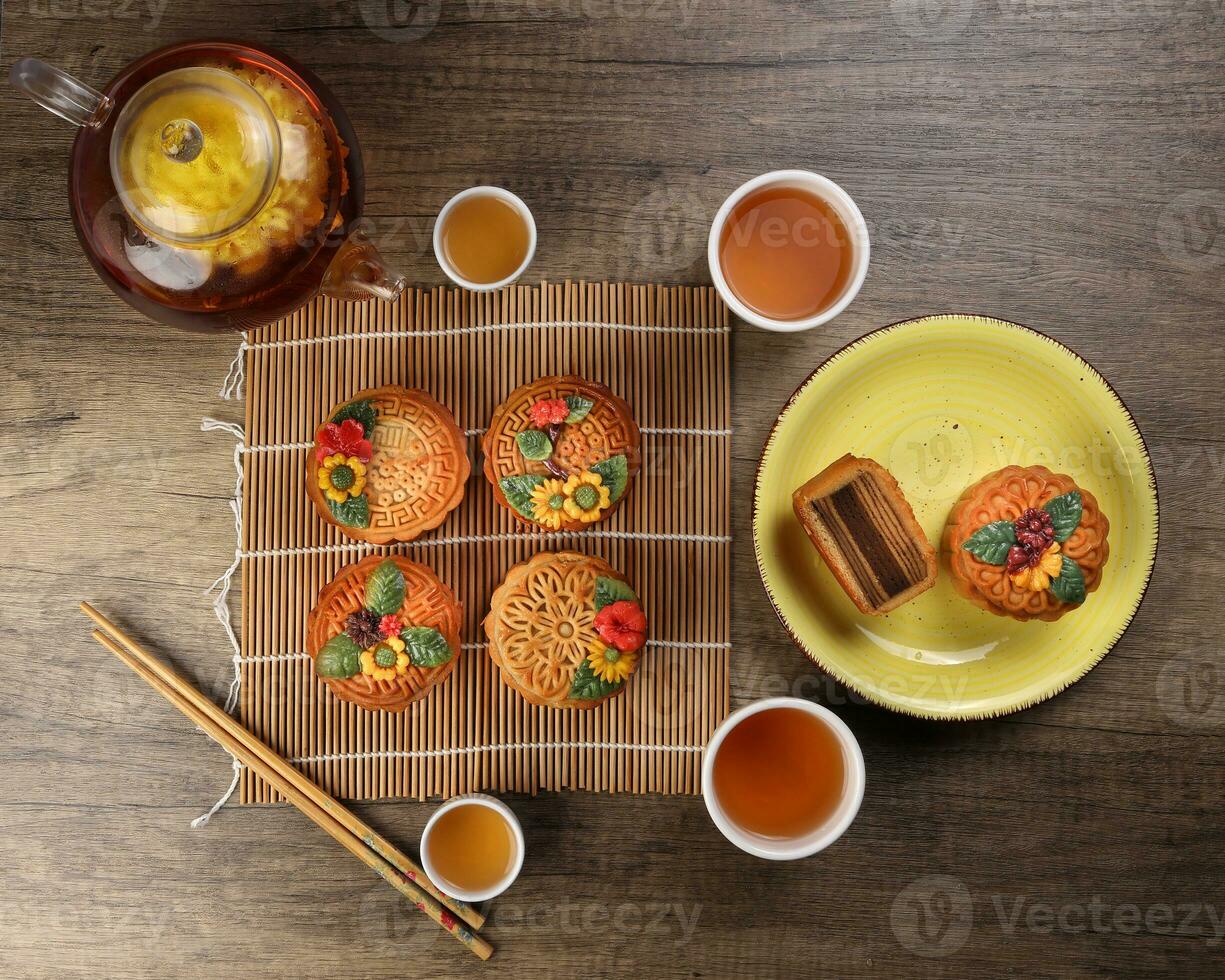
[206,282,731,806]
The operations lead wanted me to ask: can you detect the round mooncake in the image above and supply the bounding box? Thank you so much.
[483,551,648,709]
[307,555,463,712]
[307,385,469,544]
[944,465,1110,622]
[482,376,641,532]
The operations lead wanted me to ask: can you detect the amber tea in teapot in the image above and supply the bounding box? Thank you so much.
[12,41,404,331]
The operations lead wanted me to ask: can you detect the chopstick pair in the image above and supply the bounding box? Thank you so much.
[81,602,493,961]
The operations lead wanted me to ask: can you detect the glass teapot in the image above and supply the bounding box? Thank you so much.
[11,40,405,332]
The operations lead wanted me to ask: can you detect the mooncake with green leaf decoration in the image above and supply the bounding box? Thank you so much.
[482,376,641,531]
[307,385,469,544]
[307,555,463,711]
[944,465,1110,622]
[483,552,648,709]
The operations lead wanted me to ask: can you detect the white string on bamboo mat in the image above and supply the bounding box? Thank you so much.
[237,426,732,455]
[239,528,731,562]
[220,319,730,400]
[197,417,247,827]
[234,638,732,667]
[286,742,705,765]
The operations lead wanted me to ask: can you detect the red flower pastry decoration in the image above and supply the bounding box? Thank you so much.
[379,614,402,638]
[315,418,373,464]
[593,600,647,652]
[528,398,569,427]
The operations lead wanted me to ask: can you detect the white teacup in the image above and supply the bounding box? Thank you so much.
[707,169,870,332]
[702,697,866,860]
[420,793,525,903]
[433,186,537,292]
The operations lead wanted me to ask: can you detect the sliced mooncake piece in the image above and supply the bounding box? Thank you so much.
[792,454,938,615]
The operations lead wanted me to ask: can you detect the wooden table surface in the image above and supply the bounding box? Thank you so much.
[2,2,1222,977]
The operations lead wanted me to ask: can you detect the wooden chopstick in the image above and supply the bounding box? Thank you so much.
[82,610,493,961]
[81,601,483,931]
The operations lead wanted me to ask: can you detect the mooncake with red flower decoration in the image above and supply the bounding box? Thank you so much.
[482,376,641,531]
[307,555,462,712]
[483,551,648,709]
[944,465,1110,622]
[307,385,469,544]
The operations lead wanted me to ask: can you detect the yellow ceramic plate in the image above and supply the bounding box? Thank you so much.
[753,315,1158,720]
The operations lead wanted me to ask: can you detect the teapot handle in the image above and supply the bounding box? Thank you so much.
[9,58,113,129]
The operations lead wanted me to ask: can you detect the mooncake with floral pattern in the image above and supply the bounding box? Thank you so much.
[483,552,648,709]
[944,465,1110,622]
[307,385,469,544]
[482,376,641,531]
[307,555,462,711]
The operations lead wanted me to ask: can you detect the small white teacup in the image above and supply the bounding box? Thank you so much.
[420,793,525,903]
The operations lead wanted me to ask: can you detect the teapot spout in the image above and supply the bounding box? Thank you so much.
[10,58,112,128]
[321,229,408,303]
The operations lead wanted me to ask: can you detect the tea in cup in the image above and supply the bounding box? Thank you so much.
[702,697,865,859]
[434,186,536,291]
[420,794,525,901]
[707,170,869,332]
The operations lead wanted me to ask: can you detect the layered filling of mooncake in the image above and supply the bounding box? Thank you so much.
[810,473,932,609]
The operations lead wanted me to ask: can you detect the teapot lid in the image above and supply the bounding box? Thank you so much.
[109,66,281,245]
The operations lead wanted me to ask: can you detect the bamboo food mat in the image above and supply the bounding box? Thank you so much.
[229,282,730,802]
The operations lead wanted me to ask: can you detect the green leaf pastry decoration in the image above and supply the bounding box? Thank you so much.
[563,395,594,424]
[328,494,370,529]
[1043,491,1083,543]
[1049,555,1087,604]
[961,520,1017,564]
[330,399,377,437]
[589,454,629,503]
[316,633,362,679]
[569,657,624,701]
[365,559,406,616]
[500,474,547,520]
[516,429,553,461]
[400,626,453,668]
[594,575,637,612]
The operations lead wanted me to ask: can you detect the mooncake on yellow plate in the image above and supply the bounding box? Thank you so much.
[944,465,1110,622]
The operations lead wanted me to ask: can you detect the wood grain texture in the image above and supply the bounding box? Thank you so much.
[1,1,1222,977]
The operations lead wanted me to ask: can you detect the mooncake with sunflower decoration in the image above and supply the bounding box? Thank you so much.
[944,465,1110,622]
[484,551,648,709]
[482,376,641,531]
[308,386,469,544]
[307,555,463,711]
